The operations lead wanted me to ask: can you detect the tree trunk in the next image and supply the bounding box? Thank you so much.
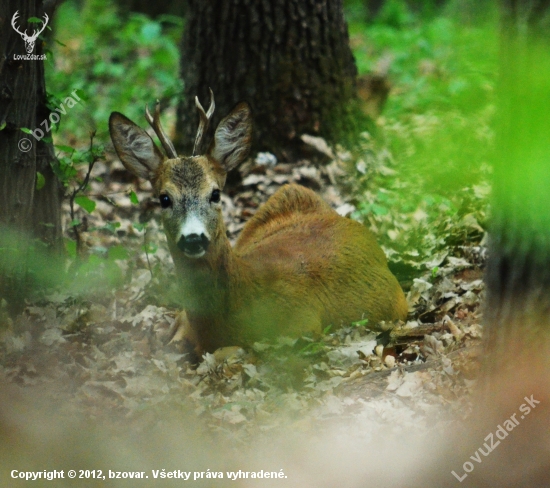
[500,0,550,32]
[461,2,550,484]
[365,0,385,20]
[483,0,550,377]
[0,0,63,310]
[176,0,362,160]
[407,4,550,485]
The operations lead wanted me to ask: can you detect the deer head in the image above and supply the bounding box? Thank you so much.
[109,93,252,258]
[11,11,49,54]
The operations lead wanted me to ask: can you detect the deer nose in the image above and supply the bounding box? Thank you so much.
[177,233,210,257]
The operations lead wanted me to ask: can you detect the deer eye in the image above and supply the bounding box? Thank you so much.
[210,189,221,203]
[159,194,172,209]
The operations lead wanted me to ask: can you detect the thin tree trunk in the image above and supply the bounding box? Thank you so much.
[500,0,550,32]
[483,0,550,377]
[177,0,362,160]
[445,3,550,485]
[0,0,63,311]
[403,4,550,485]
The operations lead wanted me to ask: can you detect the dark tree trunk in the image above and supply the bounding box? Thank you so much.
[500,0,550,32]
[405,4,550,486]
[459,2,550,484]
[365,0,385,20]
[483,0,550,376]
[0,0,62,244]
[0,0,63,310]
[177,0,362,160]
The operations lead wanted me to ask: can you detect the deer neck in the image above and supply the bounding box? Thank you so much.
[170,224,238,318]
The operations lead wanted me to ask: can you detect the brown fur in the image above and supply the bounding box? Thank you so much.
[166,183,408,353]
[109,103,408,355]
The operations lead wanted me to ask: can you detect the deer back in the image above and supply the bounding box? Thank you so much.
[223,184,408,346]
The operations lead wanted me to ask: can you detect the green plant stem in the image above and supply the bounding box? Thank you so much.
[68,131,99,257]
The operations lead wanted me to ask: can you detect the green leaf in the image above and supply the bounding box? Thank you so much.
[55,144,75,153]
[94,222,121,234]
[140,22,161,43]
[65,239,77,259]
[69,219,81,228]
[74,89,88,102]
[20,127,32,134]
[351,318,369,328]
[71,151,84,164]
[74,195,96,214]
[0,122,6,131]
[143,243,158,254]
[45,50,54,67]
[108,245,129,261]
[133,222,147,232]
[129,190,139,205]
[35,172,45,191]
[54,39,66,47]
[28,17,43,23]
[372,204,389,216]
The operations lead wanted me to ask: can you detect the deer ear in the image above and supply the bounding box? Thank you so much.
[109,112,164,181]
[209,102,252,172]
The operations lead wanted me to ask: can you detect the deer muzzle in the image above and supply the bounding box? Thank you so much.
[177,233,210,258]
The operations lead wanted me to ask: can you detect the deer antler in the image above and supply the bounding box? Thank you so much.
[145,100,177,159]
[193,88,215,156]
[11,11,26,37]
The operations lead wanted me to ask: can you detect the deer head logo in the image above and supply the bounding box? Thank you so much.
[11,11,49,54]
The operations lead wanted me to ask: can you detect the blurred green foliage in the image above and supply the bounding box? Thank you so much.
[343,1,497,275]
[0,230,127,314]
[347,1,497,119]
[495,34,550,236]
[46,0,183,143]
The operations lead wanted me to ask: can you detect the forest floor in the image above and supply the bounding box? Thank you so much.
[0,137,487,455]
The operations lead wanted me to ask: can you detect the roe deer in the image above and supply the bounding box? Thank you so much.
[109,92,408,355]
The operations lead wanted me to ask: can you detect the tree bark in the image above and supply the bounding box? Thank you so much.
[462,2,550,484]
[407,5,550,485]
[0,0,62,245]
[500,0,550,33]
[483,0,550,376]
[0,0,63,310]
[176,0,362,160]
